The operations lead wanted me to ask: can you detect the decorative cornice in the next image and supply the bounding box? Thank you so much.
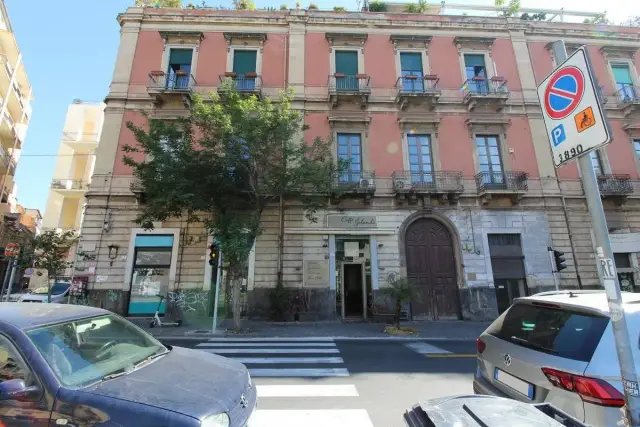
[465,117,510,137]
[453,36,496,52]
[223,32,268,43]
[159,30,204,42]
[326,32,368,48]
[328,115,371,127]
[600,45,638,60]
[390,35,432,52]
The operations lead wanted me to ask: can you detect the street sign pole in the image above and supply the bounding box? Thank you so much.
[551,40,640,426]
[0,258,13,302]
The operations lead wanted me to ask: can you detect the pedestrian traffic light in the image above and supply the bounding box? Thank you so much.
[209,243,219,266]
[553,249,567,272]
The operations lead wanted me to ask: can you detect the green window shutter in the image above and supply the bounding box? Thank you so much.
[464,54,485,68]
[233,50,257,75]
[335,51,358,75]
[169,49,193,66]
[400,53,423,73]
[612,65,633,84]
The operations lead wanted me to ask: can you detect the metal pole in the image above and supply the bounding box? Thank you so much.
[547,247,559,291]
[0,258,12,301]
[4,258,16,302]
[212,251,223,334]
[551,40,640,426]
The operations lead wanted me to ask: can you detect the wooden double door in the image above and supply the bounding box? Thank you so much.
[405,218,460,320]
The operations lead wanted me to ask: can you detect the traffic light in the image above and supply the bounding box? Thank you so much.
[208,243,219,266]
[553,249,567,272]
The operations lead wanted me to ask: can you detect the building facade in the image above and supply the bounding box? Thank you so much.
[81,5,640,322]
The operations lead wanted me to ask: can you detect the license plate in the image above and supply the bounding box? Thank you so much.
[494,368,534,399]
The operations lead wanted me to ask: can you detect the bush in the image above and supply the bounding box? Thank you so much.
[404,0,427,13]
[280,3,288,9]
[268,281,293,321]
[368,0,387,12]
[333,5,346,11]
[308,2,318,9]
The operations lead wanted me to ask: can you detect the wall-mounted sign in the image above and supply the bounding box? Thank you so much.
[610,233,640,253]
[327,215,377,229]
[344,242,360,258]
[303,260,329,287]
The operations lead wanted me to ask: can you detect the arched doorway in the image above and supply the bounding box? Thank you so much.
[405,218,459,320]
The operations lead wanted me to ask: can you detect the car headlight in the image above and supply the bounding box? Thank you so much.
[201,413,230,427]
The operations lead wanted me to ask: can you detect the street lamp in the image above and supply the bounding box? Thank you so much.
[108,244,119,266]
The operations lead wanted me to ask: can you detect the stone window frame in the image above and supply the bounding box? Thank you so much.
[480,230,533,293]
[390,35,432,83]
[326,33,367,76]
[123,227,181,293]
[454,37,497,86]
[328,116,371,171]
[628,131,640,176]
[223,32,267,77]
[158,31,203,81]
[466,118,512,175]
[606,58,639,93]
[397,116,441,172]
[577,147,612,178]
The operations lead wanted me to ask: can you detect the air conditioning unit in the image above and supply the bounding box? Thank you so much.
[359,178,371,188]
[394,178,411,190]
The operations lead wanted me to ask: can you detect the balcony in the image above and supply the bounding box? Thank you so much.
[147,71,196,107]
[462,77,509,111]
[51,179,89,198]
[331,170,376,202]
[62,131,99,153]
[392,171,464,203]
[475,171,528,204]
[328,74,371,108]
[395,75,441,110]
[0,111,14,144]
[218,73,263,98]
[615,84,640,116]
[597,174,633,204]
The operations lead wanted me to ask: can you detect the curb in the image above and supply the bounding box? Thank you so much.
[150,334,478,342]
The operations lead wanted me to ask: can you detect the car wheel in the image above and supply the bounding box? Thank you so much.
[176,319,182,327]
[149,319,156,328]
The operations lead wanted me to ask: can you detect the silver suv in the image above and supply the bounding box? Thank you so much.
[473,290,635,427]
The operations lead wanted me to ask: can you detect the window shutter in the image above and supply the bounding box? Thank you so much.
[335,51,358,75]
[169,49,193,66]
[233,50,257,74]
[400,53,423,73]
[611,65,633,84]
[464,54,485,68]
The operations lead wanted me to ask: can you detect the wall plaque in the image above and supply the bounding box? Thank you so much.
[303,260,329,287]
[327,215,377,228]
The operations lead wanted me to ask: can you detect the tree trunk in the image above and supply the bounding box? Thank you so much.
[394,298,402,328]
[230,270,242,330]
[277,195,285,284]
[48,276,54,304]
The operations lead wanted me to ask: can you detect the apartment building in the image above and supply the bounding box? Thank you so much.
[42,100,105,280]
[80,5,640,322]
[0,0,32,218]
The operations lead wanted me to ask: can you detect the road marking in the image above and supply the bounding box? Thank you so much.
[257,384,358,397]
[249,368,350,377]
[425,354,476,358]
[196,342,336,348]
[202,348,340,354]
[406,342,451,354]
[249,409,373,427]
[231,357,344,364]
[203,337,336,342]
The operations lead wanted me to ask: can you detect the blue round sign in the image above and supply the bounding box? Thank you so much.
[544,66,585,120]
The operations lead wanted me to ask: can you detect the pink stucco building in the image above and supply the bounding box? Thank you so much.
[80,5,640,323]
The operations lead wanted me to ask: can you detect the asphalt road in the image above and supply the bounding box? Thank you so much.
[161,337,477,427]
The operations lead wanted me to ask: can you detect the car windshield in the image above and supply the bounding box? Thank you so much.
[26,314,165,388]
[31,283,69,295]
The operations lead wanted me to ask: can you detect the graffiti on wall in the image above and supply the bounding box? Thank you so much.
[168,290,209,316]
[107,290,120,303]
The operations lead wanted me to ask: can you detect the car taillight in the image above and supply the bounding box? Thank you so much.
[476,338,486,354]
[541,367,625,407]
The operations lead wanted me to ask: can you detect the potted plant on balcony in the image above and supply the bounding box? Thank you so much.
[175,70,188,76]
[334,72,345,78]
[150,70,165,76]
[355,73,367,79]
[244,72,258,78]
[225,71,238,78]
[404,74,418,80]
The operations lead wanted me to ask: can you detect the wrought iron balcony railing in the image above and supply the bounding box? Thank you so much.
[392,171,464,193]
[218,74,263,93]
[332,170,376,192]
[51,179,88,191]
[328,74,371,94]
[616,84,640,104]
[395,75,440,94]
[475,171,528,193]
[462,77,509,96]
[597,174,633,196]
[147,71,196,92]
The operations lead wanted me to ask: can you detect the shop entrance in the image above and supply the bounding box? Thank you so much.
[342,263,365,318]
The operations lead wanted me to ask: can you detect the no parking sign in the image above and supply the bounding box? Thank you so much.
[537,47,611,168]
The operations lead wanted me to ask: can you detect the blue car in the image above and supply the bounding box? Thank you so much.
[0,303,256,426]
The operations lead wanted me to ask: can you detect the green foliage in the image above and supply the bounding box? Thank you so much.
[268,281,292,321]
[520,12,546,21]
[368,0,386,12]
[124,81,339,328]
[280,3,288,9]
[621,16,640,27]
[233,0,255,9]
[380,276,419,327]
[308,2,318,9]
[495,0,520,17]
[404,0,427,13]
[584,13,610,24]
[135,0,183,7]
[333,5,346,11]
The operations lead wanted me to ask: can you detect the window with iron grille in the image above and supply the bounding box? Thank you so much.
[337,133,362,183]
[590,150,603,176]
[476,135,503,184]
[407,134,432,183]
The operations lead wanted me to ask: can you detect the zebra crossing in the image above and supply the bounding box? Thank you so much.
[194,337,375,427]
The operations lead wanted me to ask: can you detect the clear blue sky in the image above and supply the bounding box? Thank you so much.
[6,0,618,214]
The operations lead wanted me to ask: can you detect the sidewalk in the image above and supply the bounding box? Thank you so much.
[135,319,490,341]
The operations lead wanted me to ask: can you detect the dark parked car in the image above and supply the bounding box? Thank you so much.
[0,303,256,426]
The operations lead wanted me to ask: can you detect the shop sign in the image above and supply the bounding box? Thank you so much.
[610,233,640,253]
[327,215,377,229]
[303,260,329,287]
[345,242,360,258]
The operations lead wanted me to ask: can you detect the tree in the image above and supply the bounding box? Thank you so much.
[584,13,610,25]
[495,0,520,18]
[232,0,256,10]
[135,0,183,7]
[520,12,546,21]
[404,0,427,13]
[123,81,340,329]
[379,276,419,328]
[621,16,640,27]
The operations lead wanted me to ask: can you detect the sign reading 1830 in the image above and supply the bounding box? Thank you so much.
[536,47,612,168]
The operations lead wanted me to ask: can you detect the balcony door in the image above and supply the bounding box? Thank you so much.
[611,63,635,101]
[233,50,257,91]
[335,51,359,91]
[407,134,433,184]
[400,52,424,92]
[337,133,362,184]
[476,135,504,188]
[464,54,488,93]
[167,49,193,90]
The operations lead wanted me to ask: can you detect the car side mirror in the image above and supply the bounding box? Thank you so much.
[0,379,41,402]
